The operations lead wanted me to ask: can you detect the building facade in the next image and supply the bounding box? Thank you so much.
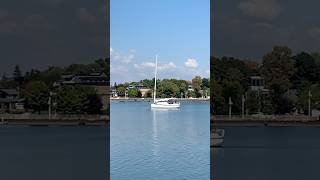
[0,89,24,113]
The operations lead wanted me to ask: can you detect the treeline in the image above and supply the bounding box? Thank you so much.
[211,46,320,115]
[115,76,210,98]
[0,58,109,114]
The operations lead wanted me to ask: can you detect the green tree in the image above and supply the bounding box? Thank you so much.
[13,65,23,87]
[116,86,126,97]
[41,66,64,85]
[81,87,103,114]
[202,78,210,89]
[13,65,22,80]
[128,89,138,98]
[298,84,320,114]
[192,76,202,91]
[246,91,259,114]
[23,81,49,114]
[159,80,179,98]
[261,46,296,113]
[292,52,318,89]
[56,85,102,114]
[56,86,83,114]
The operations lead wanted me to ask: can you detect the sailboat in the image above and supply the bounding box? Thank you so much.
[150,55,180,109]
[211,129,225,147]
[211,110,225,147]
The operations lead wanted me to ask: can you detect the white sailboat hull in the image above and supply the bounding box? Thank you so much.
[151,55,180,109]
[211,129,225,147]
[151,103,180,108]
[211,138,224,147]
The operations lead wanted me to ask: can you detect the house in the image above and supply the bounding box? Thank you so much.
[135,84,151,97]
[312,109,320,117]
[55,72,109,110]
[249,76,266,91]
[110,86,118,97]
[0,89,24,113]
[125,84,152,97]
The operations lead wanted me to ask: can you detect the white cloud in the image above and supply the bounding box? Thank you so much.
[110,64,128,74]
[239,0,280,20]
[134,61,176,71]
[110,47,113,55]
[184,58,198,68]
[110,48,136,64]
[159,62,176,71]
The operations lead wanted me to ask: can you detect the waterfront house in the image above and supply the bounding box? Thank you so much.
[125,84,151,97]
[249,76,266,91]
[110,86,118,97]
[135,84,151,97]
[54,72,109,110]
[0,89,24,113]
[312,109,320,117]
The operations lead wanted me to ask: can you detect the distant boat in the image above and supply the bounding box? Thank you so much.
[211,112,225,147]
[150,55,180,109]
[211,129,225,147]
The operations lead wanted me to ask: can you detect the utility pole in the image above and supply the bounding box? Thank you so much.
[229,97,233,120]
[245,92,249,116]
[258,89,261,114]
[48,91,52,119]
[242,94,245,119]
[309,89,312,118]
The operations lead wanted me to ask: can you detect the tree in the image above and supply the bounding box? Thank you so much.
[261,46,296,113]
[56,85,102,114]
[292,52,318,89]
[159,80,179,98]
[13,65,23,87]
[246,91,259,114]
[13,65,22,80]
[23,81,49,114]
[128,89,138,98]
[221,81,244,114]
[116,86,126,97]
[82,87,103,114]
[42,66,64,85]
[298,84,320,114]
[262,46,295,92]
[201,78,210,89]
[192,76,202,91]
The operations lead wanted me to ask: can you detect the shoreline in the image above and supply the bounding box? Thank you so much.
[0,115,109,126]
[110,97,210,102]
[211,116,320,127]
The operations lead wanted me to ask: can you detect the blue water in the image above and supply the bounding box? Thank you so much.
[111,101,209,180]
[0,125,109,180]
[212,127,320,180]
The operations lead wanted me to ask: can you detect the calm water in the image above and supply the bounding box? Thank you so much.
[212,127,320,180]
[111,101,209,180]
[0,125,109,180]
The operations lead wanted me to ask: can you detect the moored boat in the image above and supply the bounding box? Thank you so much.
[150,55,180,109]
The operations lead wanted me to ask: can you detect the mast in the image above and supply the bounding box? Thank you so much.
[153,55,158,103]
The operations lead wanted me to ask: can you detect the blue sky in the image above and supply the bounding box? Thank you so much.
[111,0,210,84]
